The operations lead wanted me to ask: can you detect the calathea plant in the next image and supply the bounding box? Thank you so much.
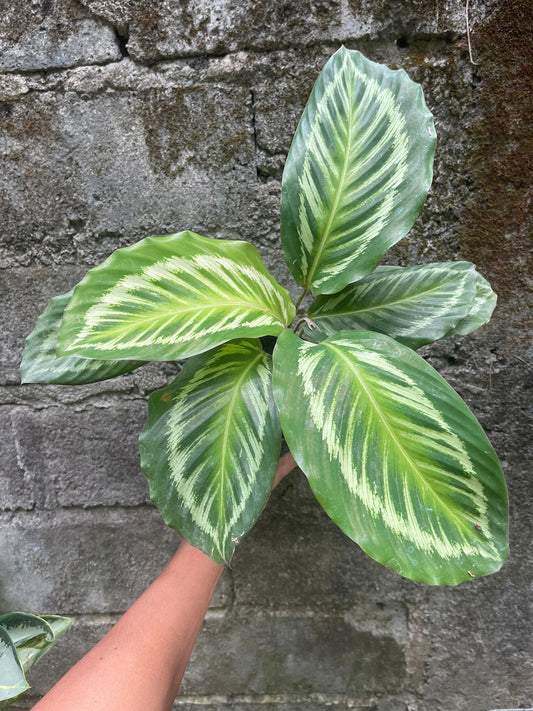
[21,47,508,585]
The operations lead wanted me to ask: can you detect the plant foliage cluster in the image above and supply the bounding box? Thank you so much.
[22,48,508,585]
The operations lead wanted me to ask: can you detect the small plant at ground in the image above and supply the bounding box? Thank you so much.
[0,612,72,706]
[21,47,508,584]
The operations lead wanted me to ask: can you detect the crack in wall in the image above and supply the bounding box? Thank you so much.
[114,25,130,58]
[249,88,260,181]
[73,0,131,58]
[1,33,461,81]
[0,54,126,76]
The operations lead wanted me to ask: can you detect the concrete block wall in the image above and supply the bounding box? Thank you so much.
[1,1,531,708]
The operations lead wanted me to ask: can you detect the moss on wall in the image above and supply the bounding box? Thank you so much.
[460,1,532,331]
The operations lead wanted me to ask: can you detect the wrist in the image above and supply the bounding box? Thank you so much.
[165,539,225,579]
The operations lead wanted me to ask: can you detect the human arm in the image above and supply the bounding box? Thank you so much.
[33,540,223,711]
[33,452,297,711]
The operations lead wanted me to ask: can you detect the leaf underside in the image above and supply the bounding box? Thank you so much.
[281,46,436,295]
[0,627,28,705]
[21,291,145,385]
[16,615,73,673]
[306,262,488,348]
[58,232,295,362]
[273,329,508,585]
[0,613,72,704]
[451,271,497,335]
[0,613,53,649]
[140,339,281,564]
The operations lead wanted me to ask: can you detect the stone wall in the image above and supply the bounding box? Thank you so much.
[1,1,531,709]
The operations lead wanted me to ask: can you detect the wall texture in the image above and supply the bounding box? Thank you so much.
[1,1,532,709]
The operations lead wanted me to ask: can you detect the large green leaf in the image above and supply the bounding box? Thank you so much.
[140,339,281,564]
[21,291,145,384]
[16,616,73,674]
[306,262,479,348]
[281,46,436,295]
[57,232,295,362]
[273,329,508,585]
[0,627,28,705]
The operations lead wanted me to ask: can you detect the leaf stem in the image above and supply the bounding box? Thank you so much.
[294,288,309,311]
[292,318,307,335]
[291,316,318,337]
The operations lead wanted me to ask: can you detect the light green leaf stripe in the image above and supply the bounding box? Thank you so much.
[58,232,295,362]
[140,339,281,564]
[306,262,479,348]
[21,290,145,384]
[273,329,508,585]
[281,46,436,295]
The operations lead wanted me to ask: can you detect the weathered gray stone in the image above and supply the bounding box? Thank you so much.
[173,700,381,710]
[0,70,257,269]
[78,0,470,64]
[181,614,405,696]
[418,565,533,710]
[0,0,121,72]
[0,43,489,281]
[15,613,394,709]
[413,351,533,711]
[0,408,35,510]
[232,471,427,609]
[8,402,150,508]
[0,509,232,614]
[375,702,406,711]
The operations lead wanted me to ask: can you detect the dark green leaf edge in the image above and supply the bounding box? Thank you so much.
[21,290,145,385]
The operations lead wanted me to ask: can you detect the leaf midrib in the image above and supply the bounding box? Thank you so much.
[217,350,264,547]
[313,275,469,319]
[325,342,473,536]
[304,78,355,290]
[100,299,285,323]
[65,301,287,349]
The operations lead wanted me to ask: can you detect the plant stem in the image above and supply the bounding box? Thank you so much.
[291,289,310,333]
[294,288,309,311]
[292,318,307,334]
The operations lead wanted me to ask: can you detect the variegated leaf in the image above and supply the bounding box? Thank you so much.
[0,627,28,705]
[281,46,436,295]
[58,232,295,361]
[306,262,479,348]
[139,339,281,564]
[273,329,508,585]
[451,271,497,336]
[21,291,145,384]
